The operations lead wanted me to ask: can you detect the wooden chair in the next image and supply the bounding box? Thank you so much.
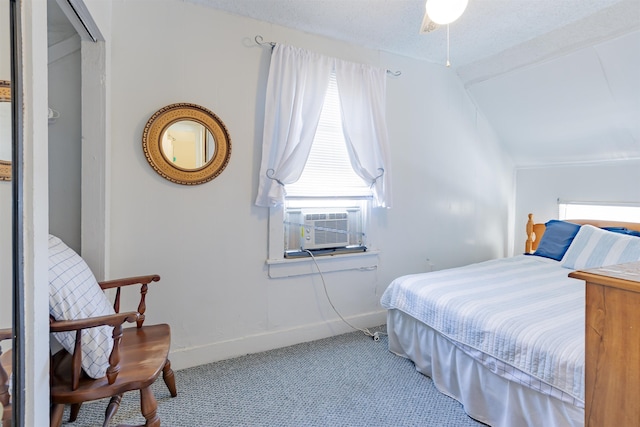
[49,274,177,427]
[0,328,12,427]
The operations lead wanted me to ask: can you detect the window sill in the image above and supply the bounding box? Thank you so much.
[266,250,380,279]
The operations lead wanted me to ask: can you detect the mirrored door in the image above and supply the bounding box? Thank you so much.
[0,0,24,426]
[0,0,13,423]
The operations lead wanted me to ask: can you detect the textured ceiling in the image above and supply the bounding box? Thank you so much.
[191,0,639,81]
[47,0,640,166]
[192,0,640,166]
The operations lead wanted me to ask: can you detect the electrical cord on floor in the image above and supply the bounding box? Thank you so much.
[304,250,388,342]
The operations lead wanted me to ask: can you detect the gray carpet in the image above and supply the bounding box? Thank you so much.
[62,326,485,426]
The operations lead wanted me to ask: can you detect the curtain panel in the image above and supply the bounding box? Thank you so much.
[335,61,392,208]
[255,44,392,208]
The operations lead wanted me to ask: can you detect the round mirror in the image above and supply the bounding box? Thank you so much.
[142,103,231,185]
[161,120,215,170]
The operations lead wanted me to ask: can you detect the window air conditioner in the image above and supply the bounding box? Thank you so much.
[301,211,351,250]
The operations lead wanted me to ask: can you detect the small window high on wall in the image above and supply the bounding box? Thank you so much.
[558,201,640,222]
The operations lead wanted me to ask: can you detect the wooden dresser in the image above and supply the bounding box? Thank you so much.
[569,261,640,427]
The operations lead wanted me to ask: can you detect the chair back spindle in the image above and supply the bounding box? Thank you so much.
[71,329,83,390]
[137,284,148,328]
[106,323,125,385]
[114,287,121,313]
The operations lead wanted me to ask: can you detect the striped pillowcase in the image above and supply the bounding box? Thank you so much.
[561,224,640,270]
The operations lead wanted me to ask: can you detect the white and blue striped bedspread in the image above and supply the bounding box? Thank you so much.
[380,255,584,403]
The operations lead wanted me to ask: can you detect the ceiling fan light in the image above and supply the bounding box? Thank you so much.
[426,0,469,25]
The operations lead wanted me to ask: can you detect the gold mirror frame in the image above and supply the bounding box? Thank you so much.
[0,80,11,181]
[142,103,231,185]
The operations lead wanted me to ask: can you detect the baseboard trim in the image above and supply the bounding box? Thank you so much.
[169,310,387,370]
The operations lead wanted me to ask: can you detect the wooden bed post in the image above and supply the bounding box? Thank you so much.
[525,213,535,253]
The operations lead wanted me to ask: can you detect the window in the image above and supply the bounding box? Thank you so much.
[285,73,371,199]
[256,44,390,273]
[284,72,371,257]
[558,201,640,222]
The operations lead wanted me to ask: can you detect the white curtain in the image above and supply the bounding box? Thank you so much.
[255,44,333,207]
[255,44,392,208]
[335,60,392,208]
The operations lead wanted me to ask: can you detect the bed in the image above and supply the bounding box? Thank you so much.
[380,214,640,427]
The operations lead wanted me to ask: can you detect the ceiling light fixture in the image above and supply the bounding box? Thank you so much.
[425,0,469,25]
[422,0,469,67]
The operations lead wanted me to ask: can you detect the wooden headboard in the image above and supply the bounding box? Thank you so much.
[525,213,640,253]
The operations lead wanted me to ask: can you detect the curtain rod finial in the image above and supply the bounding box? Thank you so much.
[255,35,275,48]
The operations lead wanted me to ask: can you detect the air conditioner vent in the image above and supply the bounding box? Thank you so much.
[302,211,351,250]
[306,212,348,221]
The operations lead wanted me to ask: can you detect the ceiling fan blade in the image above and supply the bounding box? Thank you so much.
[419,11,439,34]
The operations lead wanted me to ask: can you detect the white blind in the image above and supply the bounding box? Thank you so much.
[285,72,372,198]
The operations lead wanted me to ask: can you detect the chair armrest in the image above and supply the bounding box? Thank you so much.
[98,275,160,328]
[98,274,160,290]
[49,311,138,333]
[50,312,138,388]
[0,328,11,342]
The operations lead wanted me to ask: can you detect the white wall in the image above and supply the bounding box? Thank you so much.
[98,0,514,369]
[20,0,51,424]
[48,47,82,252]
[514,159,640,252]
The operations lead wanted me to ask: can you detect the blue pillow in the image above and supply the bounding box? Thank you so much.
[532,220,581,261]
[602,227,640,238]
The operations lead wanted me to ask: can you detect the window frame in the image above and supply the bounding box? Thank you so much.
[283,197,369,254]
[265,70,380,277]
[266,206,379,278]
[558,200,640,222]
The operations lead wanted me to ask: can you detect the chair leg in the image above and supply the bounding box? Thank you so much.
[103,394,122,427]
[50,403,64,427]
[69,402,82,422]
[162,359,177,397]
[140,386,160,427]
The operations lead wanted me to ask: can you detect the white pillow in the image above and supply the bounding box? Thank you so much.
[561,225,640,270]
[49,235,115,379]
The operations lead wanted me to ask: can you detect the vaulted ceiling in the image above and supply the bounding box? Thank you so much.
[192,0,640,167]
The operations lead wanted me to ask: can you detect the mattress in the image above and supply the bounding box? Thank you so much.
[380,255,585,406]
